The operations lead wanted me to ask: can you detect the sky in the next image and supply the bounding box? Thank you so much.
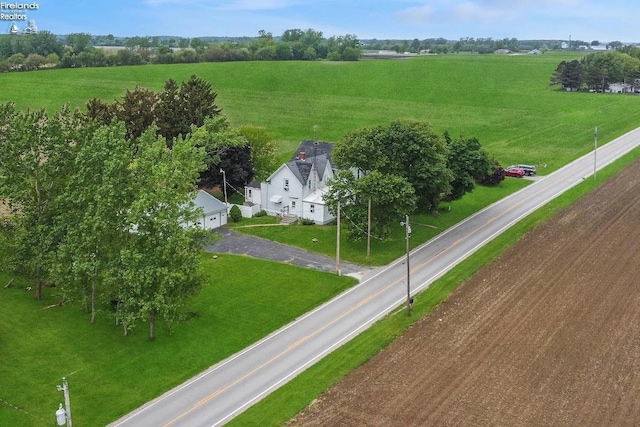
[3,0,639,43]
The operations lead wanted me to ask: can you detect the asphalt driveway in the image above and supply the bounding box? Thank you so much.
[205,227,371,278]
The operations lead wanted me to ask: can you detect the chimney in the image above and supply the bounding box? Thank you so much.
[299,151,306,161]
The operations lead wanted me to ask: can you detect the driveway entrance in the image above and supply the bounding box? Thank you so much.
[206,227,370,278]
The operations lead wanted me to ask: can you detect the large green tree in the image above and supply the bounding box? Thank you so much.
[334,119,451,212]
[0,104,82,299]
[325,170,417,240]
[191,115,254,190]
[444,133,496,200]
[239,125,279,181]
[116,129,206,339]
[155,75,222,144]
[52,122,134,323]
[582,52,624,92]
[155,78,183,143]
[550,59,584,91]
[116,86,159,141]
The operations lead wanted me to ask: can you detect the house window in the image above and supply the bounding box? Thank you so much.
[308,179,311,189]
[284,178,289,190]
[310,204,315,213]
[248,189,252,198]
[291,200,296,209]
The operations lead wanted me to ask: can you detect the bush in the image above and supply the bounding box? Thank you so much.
[477,162,506,186]
[254,210,267,217]
[229,205,242,222]
[299,217,315,225]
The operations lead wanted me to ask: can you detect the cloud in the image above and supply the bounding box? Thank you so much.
[144,0,203,5]
[394,4,436,25]
[218,0,295,10]
[483,0,581,6]
[144,0,291,8]
[453,2,517,23]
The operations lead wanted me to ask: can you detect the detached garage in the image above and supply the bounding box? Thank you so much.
[192,190,228,230]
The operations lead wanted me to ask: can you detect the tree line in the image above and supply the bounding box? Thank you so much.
[0,75,278,338]
[361,37,622,55]
[3,28,631,73]
[0,28,362,72]
[550,49,640,92]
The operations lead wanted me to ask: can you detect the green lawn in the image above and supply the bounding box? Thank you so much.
[234,177,531,266]
[0,252,356,426]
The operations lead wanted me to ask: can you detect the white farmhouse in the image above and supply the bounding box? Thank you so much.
[245,140,336,225]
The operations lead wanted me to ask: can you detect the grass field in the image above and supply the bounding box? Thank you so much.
[2,52,639,167]
[2,53,640,425]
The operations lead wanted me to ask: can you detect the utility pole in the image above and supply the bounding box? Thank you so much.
[336,200,341,276]
[366,198,372,258]
[56,377,72,427]
[594,126,598,181]
[220,168,228,211]
[401,215,412,316]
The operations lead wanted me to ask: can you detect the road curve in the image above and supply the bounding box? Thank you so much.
[109,128,640,427]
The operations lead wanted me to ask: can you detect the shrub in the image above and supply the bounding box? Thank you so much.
[229,205,242,222]
[254,210,267,217]
[477,161,506,186]
[299,217,315,225]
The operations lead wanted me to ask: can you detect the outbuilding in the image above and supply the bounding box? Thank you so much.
[191,190,228,230]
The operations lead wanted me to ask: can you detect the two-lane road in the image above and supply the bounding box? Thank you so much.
[110,128,640,427]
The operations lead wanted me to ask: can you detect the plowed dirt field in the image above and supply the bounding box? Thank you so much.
[288,159,640,426]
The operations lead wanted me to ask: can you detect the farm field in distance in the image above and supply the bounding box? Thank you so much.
[287,156,640,426]
[2,52,640,169]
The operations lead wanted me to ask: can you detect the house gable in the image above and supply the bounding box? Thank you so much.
[288,140,334,185]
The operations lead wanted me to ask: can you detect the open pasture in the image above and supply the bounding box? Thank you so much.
[2,52,639,168]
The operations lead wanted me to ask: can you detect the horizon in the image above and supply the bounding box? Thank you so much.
[1,1,638,44]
